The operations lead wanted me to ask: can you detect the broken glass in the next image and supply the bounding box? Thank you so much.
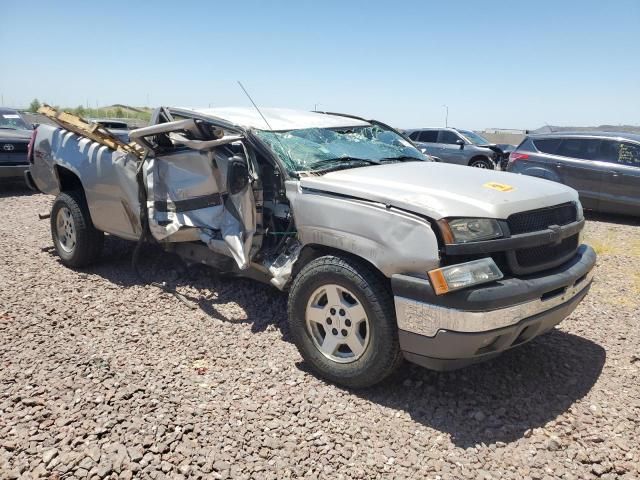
[255,125,424,172]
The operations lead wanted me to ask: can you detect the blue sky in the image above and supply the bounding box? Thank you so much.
[2,0,639,130]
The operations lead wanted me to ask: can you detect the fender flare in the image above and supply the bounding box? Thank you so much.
[521,166,561,182]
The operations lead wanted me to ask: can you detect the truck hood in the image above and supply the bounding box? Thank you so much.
[0,129,32,142]
[299,162,579,220]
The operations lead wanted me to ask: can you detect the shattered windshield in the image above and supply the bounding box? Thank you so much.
[255,124,425,172]
[0,112,31,130]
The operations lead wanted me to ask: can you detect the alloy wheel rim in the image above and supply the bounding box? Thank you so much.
[56,207,76,253]
[305,284,370,363]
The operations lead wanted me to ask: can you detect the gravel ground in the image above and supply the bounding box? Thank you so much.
[1,184,639,480]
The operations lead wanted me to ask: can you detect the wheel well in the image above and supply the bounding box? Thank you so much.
[55,166,84,193]
[468,155,490,166]
[291,244,390,288]
[522,166,559,182]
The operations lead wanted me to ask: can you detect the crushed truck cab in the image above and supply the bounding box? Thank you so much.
[29,106,596,388]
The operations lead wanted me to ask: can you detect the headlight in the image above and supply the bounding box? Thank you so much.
[576,202,584,244]
[428,258,503,295]
[576,201,584,221]
[439,218,503,244]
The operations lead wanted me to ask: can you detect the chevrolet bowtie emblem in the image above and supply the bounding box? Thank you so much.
[548,225,562,245]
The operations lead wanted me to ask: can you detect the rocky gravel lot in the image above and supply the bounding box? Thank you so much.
[1,184,639,480]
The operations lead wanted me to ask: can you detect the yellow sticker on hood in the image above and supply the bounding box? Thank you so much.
[483,182,515,192]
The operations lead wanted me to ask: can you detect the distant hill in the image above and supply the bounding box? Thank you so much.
[532,125,640,134]
[104,104,152,115]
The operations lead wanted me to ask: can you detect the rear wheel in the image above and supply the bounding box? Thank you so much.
[288,255,402,388]
[469,157,494,169]
[51,191,104,267]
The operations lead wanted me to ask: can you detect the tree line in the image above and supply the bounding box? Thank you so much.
[27,98,150,121]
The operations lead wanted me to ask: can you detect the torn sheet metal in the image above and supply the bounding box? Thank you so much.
[266,241,301,289]
[168,131,243,150]
[145,146,256,270]
[199,152,257,270]
[145,150,223,241]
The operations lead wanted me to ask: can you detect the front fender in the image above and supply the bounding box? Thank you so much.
[287,182,440,277]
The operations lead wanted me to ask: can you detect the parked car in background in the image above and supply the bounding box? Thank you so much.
[88,118,131,143]
[507,132,640,216]
[0,108,33,180]
[405,127,512,169]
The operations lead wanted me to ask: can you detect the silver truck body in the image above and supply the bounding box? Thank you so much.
[30,129,142,239]
[30,107,596,380]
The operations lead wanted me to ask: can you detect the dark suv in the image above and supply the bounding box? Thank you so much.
[507,132,640,216]
[0,108,34,180]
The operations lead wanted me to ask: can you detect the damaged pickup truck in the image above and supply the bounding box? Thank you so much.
[28,106,596,388]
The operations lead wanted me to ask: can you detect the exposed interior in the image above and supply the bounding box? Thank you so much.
[131,107,296,283]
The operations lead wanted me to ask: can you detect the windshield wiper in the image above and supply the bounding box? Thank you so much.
[0,127,18,130]
[319,157,381,166]
[379,156,423,163]
[308,157,382,173]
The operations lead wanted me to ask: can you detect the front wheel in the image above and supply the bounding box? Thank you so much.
[51,191,104,267]
[288,255,402,388]
[469,157,495,169]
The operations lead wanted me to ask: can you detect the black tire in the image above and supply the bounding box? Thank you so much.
[50,190,104,267]
[288,255,403,388]
[469,157,495,169]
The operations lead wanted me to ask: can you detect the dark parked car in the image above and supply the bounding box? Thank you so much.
[0,108,33,180]
[404,127,513,170]
[507,132,640,216]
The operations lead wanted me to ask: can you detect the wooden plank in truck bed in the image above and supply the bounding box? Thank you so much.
[37,105,145,159]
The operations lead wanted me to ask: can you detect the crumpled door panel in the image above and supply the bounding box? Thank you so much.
[145,146,255,270]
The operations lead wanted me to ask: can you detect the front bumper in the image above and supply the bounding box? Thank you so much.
[24,170,39,191]
[393,245,596,370]
[0,164,29,179]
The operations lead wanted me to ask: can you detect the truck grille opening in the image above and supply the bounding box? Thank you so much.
[507,202,577,235]
[1,142,29,153]
[514,234,579,268]
[444,202,583,276]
